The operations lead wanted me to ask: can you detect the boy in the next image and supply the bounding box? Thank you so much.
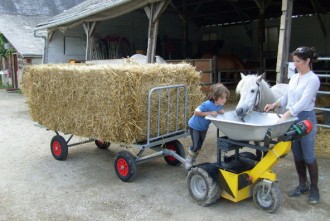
[185,83,230,170]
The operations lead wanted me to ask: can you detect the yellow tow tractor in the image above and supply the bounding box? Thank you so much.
[187,111,312,213]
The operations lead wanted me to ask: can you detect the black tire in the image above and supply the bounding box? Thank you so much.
[225,151,258,162]
[95,140,110,149]
[253,181,281,213]
[114,151,137,182]
[187,167,220,207]
[163,140,185,166]
[239,152,258,161]
[50,135,68,161]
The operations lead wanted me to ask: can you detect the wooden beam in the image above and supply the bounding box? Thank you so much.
[145,1,169,63]
[276,0,293,83]
[83,22,96,61]
[310,0,327,37]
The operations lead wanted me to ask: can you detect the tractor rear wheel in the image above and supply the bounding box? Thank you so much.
[187,167,220,206]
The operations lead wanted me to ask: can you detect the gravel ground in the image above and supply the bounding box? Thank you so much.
[0,89,329,221]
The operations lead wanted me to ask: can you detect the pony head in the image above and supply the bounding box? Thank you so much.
[235,73,268,117]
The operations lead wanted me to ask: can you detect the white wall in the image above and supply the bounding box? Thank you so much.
[47,25,85,64]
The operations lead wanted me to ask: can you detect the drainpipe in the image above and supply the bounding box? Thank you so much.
[34,30,48,64]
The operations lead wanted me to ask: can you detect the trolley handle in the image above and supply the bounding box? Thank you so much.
[280,120,313,141]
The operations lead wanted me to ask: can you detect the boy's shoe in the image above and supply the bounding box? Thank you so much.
[185,154,194,170]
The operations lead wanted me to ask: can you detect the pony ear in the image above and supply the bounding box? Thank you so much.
[257,73,266,82]
[240,73,246,79]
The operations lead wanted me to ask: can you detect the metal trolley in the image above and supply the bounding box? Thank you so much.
[37,84,189,182]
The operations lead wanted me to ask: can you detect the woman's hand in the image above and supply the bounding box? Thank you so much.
[277,111,291,123]
[264,102,277,112]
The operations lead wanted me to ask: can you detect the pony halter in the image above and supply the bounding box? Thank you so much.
[252,82,261,111]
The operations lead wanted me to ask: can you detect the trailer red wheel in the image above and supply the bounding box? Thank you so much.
[50,135,68,160]
[114,151,136,182]
[164,140,185,166]
[95,140,110,149]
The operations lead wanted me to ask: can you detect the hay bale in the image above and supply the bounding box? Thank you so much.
[315,128,330,156]
[22,63,204,144]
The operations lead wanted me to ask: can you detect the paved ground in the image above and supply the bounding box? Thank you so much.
[0,89,329,221]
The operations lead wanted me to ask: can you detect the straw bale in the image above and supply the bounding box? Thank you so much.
[22,63,204,144]
[315,128,330,156]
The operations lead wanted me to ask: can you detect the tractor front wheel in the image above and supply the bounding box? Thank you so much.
[253,181,281,213]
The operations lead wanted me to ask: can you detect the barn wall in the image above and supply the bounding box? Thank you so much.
[46,10,188,63]
[290,14,329,55]
[199,22,260,58]
[198,14,330,60]
[47,26,85,64]
[45,9,329,64]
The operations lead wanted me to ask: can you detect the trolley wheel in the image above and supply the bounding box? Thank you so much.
[163,140,185,166]
[114,151,136,182]
[95,140,110,149]
[253,181,281,213]
[50,135,68,161]
[187,167,220,207]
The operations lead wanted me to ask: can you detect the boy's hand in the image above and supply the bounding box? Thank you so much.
[219,109,224,114]
[210,111,218,117]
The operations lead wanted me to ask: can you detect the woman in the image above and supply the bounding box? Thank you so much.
[264,46,320,205]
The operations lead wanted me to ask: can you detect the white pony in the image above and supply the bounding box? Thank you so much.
[235,73,288,117]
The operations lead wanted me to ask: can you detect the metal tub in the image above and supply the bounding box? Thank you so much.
[206,111,298,141]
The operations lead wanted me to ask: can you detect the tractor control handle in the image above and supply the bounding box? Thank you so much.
[282,120,313,141]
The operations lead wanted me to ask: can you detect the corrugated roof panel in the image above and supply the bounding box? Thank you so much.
[0,0,85,16]
[0,15,46,56]
[35,0,164,30]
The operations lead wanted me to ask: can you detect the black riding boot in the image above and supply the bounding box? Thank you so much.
[288,160,310,197]
[307,160,320,205]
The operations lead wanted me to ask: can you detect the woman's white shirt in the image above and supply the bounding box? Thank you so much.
[279,71,320,116]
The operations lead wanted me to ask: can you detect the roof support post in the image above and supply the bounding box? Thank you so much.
[276,0,293,83]
[83,22,96,61]
[254,0,271,74]
[145,0,169,63]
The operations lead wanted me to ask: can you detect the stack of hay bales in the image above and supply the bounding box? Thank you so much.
[22,63,205,144]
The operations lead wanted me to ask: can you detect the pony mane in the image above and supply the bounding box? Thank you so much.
[235,74,270,95]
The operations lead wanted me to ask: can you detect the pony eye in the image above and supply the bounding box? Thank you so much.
[251,89,255,93]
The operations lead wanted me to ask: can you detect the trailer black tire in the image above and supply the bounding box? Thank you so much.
[50,135,68,161]
[253,181,281,213]
[95,140,110,149]
[164,140,185,166]
[114,151,136,182]
[187,167,220,207]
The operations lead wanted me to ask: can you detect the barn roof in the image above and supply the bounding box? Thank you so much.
[0,15,46,57]
[0,0,85,16]
[175,0,330,27]
[35,0,164,30]
[0,0,85,57]
[35,0,330,31]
